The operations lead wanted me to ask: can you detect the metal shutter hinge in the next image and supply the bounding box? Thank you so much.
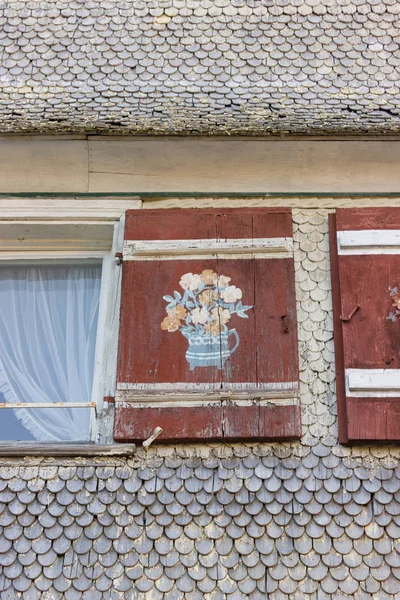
[340,304,360,322]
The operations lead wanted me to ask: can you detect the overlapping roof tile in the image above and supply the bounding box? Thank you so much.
[0,0,399,134]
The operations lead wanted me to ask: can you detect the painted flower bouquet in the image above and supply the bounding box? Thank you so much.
[161,269,252,370]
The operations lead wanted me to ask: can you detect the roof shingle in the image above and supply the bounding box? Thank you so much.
[0,0,399,134]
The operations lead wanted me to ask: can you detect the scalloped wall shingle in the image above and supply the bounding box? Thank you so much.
[2,446,400,599]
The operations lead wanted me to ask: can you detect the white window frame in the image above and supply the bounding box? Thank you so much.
[0,197,140,446]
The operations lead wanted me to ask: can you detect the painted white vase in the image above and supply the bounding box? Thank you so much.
[184,329,240,370]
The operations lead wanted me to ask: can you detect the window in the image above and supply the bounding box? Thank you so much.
[0,262,102,442]
[0,197,139,445]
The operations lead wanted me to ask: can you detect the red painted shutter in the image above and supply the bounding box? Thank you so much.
[330,208,400,442]
[114,208,301,442]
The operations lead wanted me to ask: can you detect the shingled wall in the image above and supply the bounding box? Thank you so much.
[1,207,400,599]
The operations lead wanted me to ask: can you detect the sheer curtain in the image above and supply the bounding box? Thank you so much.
[0,264,101,442]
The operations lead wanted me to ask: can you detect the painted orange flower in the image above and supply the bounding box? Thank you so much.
[170,305,187,320]
[161,270,252,348]
[204,320,222,335]
[204,307,231,335]
[199,289,218,306]
[200,269,217,285]
[211,307,231,325]
[160,305,187,331]
[161,316,180,332]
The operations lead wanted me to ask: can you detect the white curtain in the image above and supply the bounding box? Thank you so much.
[0,264,101,442]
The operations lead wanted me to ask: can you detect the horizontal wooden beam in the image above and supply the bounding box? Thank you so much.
[0,137,399,194]
[88,139,400,194]
[0,442,136,457]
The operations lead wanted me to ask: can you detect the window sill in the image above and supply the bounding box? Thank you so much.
[0,442,136,457]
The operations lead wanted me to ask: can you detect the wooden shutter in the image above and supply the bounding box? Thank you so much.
[114,208,301,442]
[330,208,400,442]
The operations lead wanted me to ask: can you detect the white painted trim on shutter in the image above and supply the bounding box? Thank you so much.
[115,398,299,409]
[337,230,400,255]
[116,381,299,406]
[123,237,293,260]
[346,368,400,397]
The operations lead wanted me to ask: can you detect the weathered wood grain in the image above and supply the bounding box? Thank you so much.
[88,139,400,193]
[114,405,223,442]
[347,398,400,441]
[0,197,141,220]
[114,403,301,442]
[337,207,400,231]
[123,237,293,261]
[337,230,400,255]
[0,222,114,253]
[124,208,292,240]
[0,138,399,194]
[117,256,297,385]
[0,138,88,192]
[223,403,301,440]
[339,254,400,370]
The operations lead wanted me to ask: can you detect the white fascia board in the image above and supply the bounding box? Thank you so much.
[0,197,141,220]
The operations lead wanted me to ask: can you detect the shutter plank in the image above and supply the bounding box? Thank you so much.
[258,404,302,439]
[114,405,223,442]
[339,254,400,369]
[337,207,400,231]
[223,403,301,440]
[346,398,400,441]
[125,208,293,241]
[255,258,298,384]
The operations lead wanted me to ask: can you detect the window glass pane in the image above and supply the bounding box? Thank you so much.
[0,392,35,441]
[0,264,101,442]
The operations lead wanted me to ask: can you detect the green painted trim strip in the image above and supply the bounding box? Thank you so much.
[0,192,399,198]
